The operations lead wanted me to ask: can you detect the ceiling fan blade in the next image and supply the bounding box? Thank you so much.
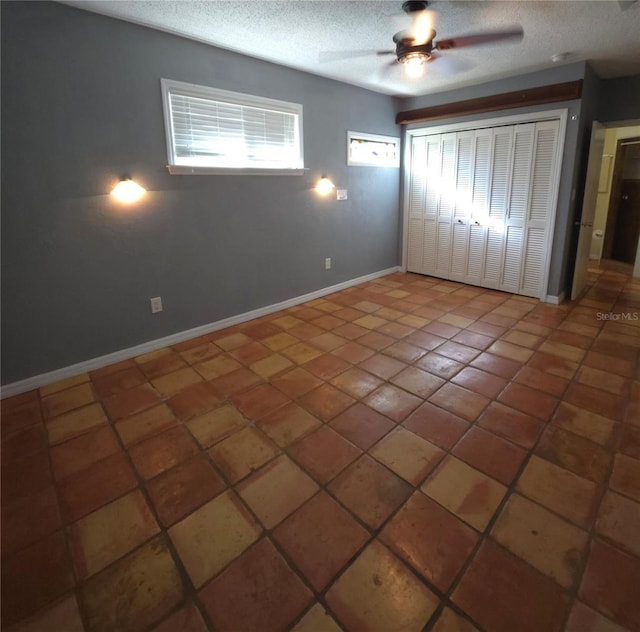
[372,58,405,83]
[318,49,383,63]
[430,52,475,75]
[436,27,524,50]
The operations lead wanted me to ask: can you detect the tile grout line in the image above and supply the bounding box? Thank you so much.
[2,265,638,631]
[421,270,631,632]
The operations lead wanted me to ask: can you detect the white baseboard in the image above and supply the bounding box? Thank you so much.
[1,266,400,399]
[544,290,566,305]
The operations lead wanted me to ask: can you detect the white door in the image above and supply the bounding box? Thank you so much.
[571,121,606,300]
[483,126,514,288]
[466,128,493,286]
[434,133,457,277]
[405,116,562,300]
[501,124,535,293]
[450,131,475,281]
[521,120,561,298]
[422,135,443,275]
[407,136,427,273]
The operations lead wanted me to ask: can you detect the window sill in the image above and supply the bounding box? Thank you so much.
[166,165,307,176]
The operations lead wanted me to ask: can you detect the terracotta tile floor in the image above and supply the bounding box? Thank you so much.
[2,260,640,631]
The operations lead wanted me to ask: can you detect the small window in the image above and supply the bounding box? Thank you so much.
[161,79,304,174]
[347,131,400,167]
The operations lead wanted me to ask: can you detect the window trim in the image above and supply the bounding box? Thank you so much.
[161,78,305,175]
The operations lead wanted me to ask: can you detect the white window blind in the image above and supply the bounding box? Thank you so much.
[161,79,304,174]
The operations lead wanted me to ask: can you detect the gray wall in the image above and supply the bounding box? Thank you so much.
[563,63,601,291]
[1,1,401,384]
[396,61,588,298]
[598,75,640,123]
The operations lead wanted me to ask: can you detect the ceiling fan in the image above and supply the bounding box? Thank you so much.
[321,1,524,78]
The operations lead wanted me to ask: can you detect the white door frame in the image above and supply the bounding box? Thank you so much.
[401,108,568,302]
[571,121,606,300]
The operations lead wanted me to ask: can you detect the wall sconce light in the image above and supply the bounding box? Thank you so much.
[111,178,146,204]
[315,176,335,196]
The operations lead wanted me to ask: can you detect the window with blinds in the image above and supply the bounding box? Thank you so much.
[161,79,304,174]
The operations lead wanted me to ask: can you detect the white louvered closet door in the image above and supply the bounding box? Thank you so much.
[407,136,427,273]
[483,126,514,289]
[449,131,475,282]
[501,123,535,293]
[406,118,560,299]
[422,135,443,275]
[434,133,457,277]
[466,128,493,286]
[520,120,560,297]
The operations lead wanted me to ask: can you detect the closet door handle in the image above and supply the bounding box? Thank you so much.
[474,220,481,226]
[456,219,464,224]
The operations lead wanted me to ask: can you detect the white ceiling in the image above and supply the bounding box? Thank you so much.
[65,0,640,97]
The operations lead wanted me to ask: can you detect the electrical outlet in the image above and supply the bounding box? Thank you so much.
[325,258,332,270]
[150,296,163,313]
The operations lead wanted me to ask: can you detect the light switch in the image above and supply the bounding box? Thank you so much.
[336,189,348,201]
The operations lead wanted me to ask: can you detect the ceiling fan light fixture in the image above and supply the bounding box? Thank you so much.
[399,51,430,76]
[400,51,431,63]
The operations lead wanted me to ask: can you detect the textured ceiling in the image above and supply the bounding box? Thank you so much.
[65,0,640,97]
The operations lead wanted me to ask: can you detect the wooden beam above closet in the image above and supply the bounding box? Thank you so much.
[396,80,583,125]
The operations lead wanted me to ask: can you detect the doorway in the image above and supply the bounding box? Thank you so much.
[585,124,640,276]
[572,122,640,299]
[602,138,640,264]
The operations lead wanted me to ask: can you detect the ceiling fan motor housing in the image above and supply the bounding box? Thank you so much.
[402,0,429,14]
[396,1,434,65]
[393,30,436,64]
